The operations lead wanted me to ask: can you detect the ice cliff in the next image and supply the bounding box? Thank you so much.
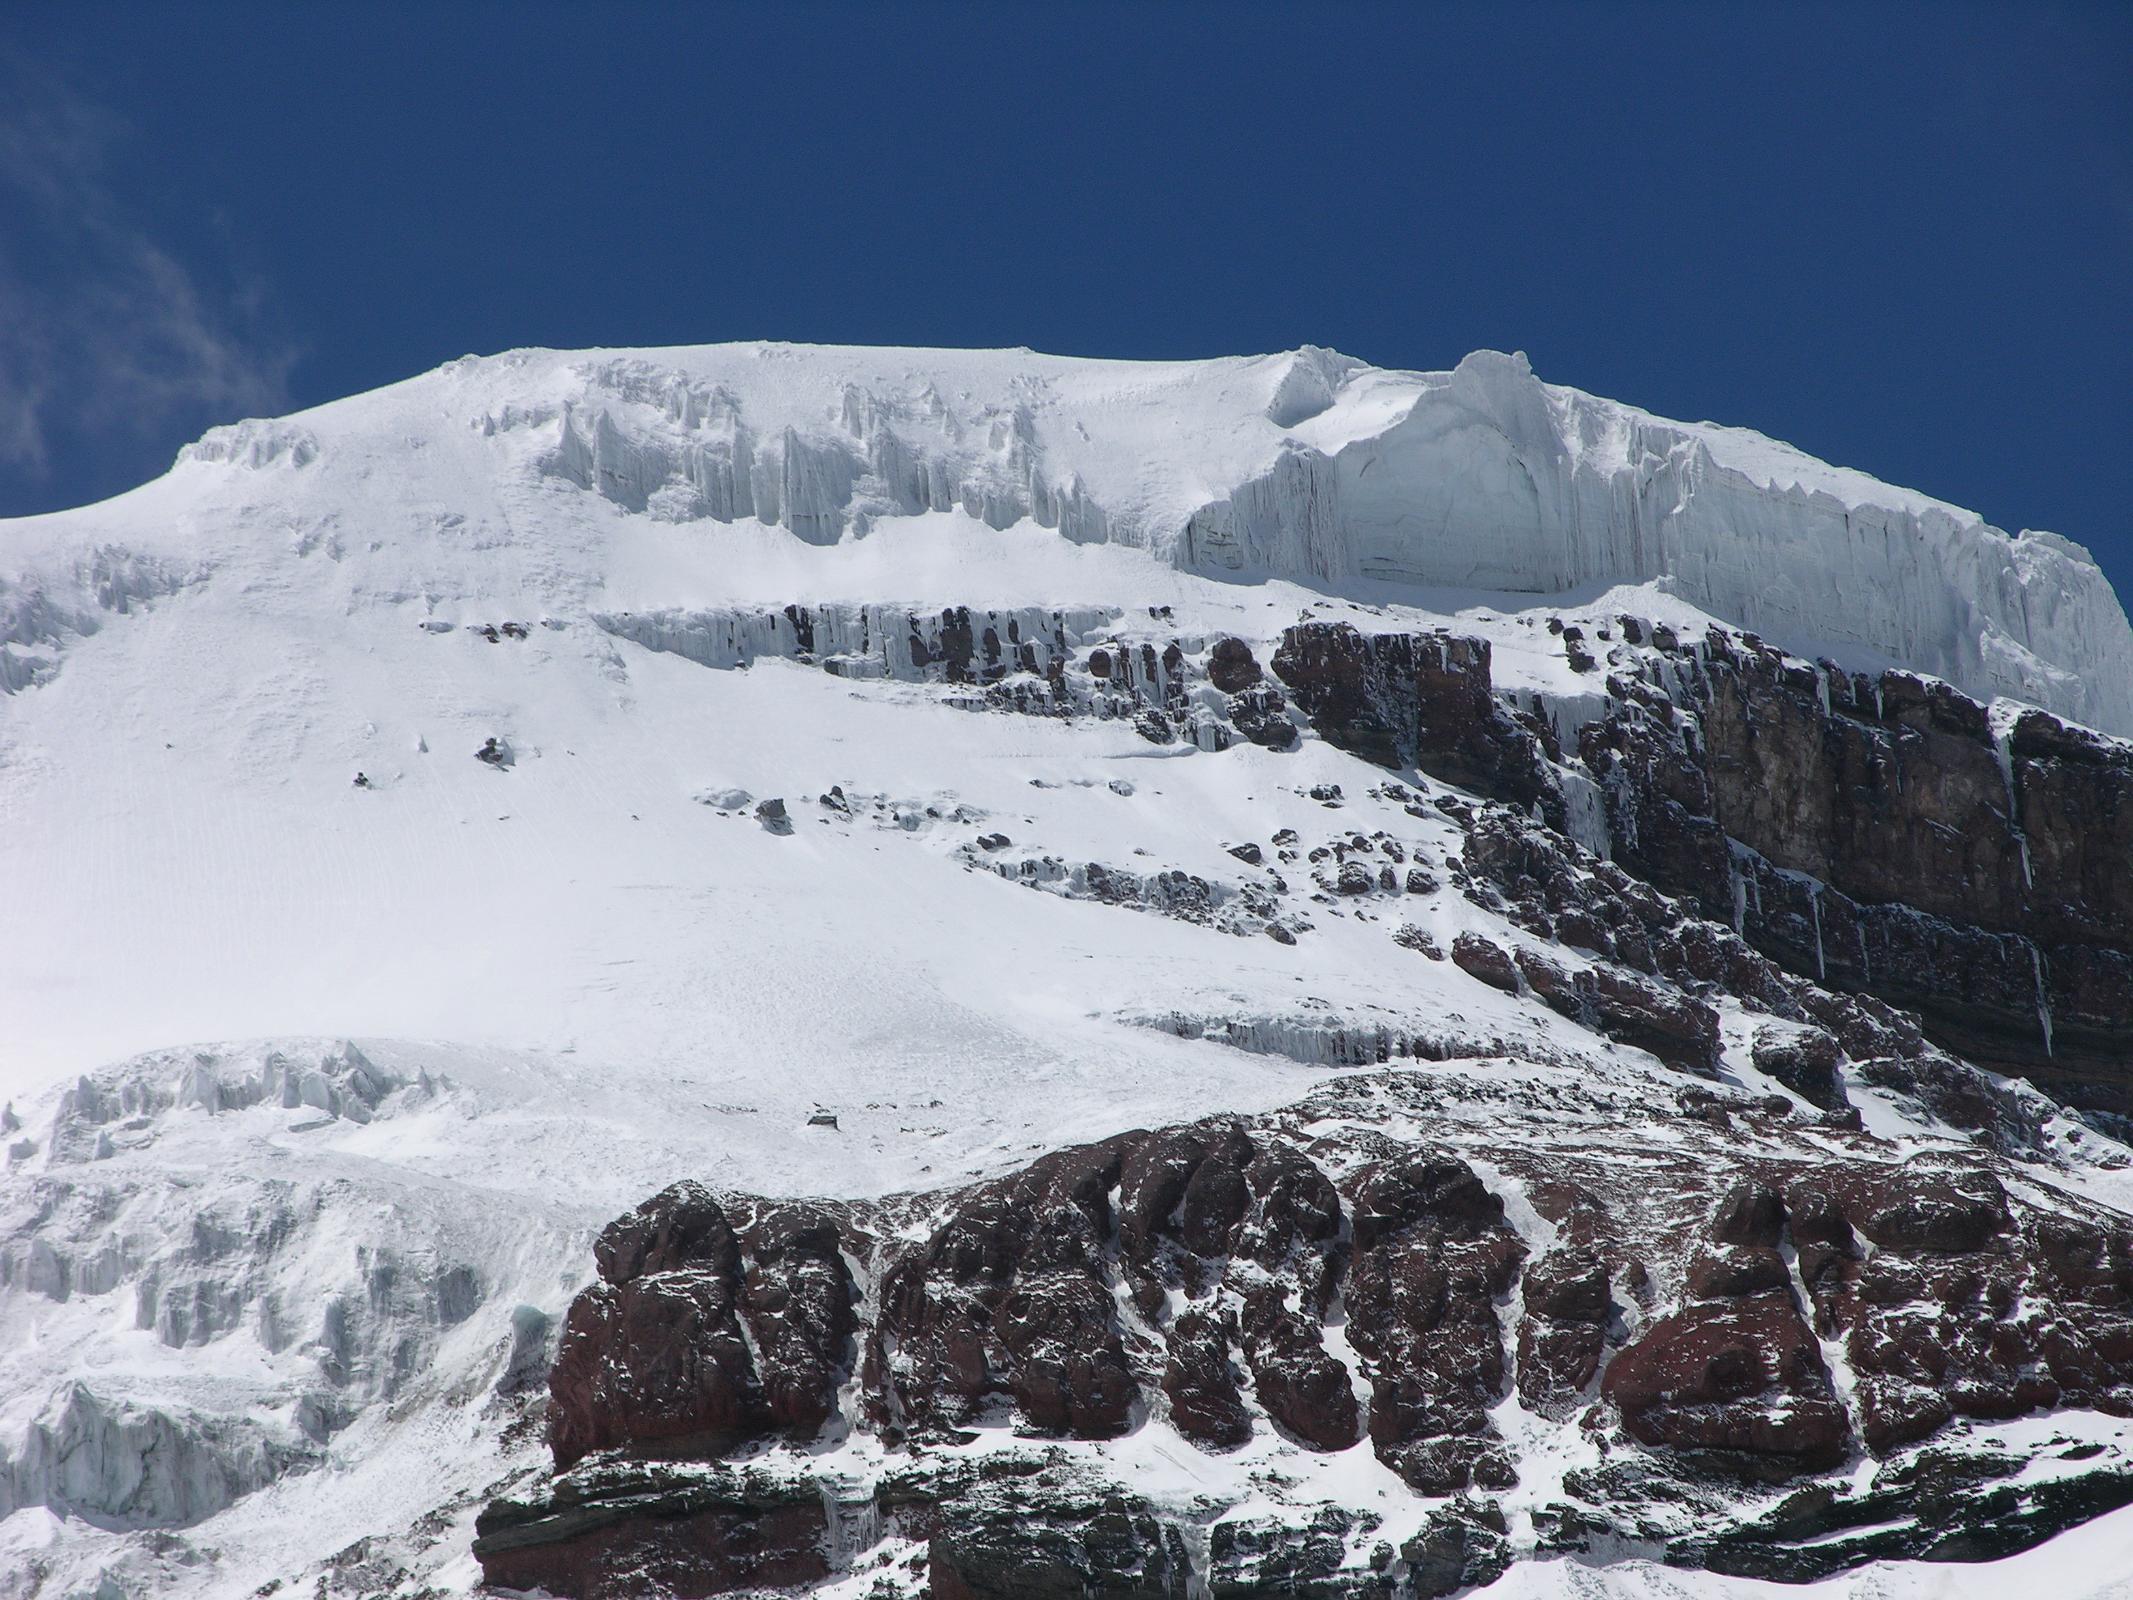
[486,343,2133,733]
[10,340,2117,732]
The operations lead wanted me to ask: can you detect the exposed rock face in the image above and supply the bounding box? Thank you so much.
[1579,627,2133,1115]
[1516,1243,1611,1418]
[479,1069,2133,1597]
[1207,635,1265,694]
[549,1184,858,1469]
[1345,1155,1523,1492]
[1605,1287,1847,1471]
[1268,616,2133,1119]
[925,1471,1193,1599]
[1444,802,2031,1131]
[474,1460,833,1599]
[1271,625,1556,819]
[1802,1168,2133,1454]
[869,1138,1141,1442]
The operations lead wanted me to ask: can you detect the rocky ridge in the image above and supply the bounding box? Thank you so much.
[476,602,2133,1598]
[479,1068,2133,1597]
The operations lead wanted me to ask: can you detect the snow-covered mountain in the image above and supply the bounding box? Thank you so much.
[12,343,2129,731]
[4,344,2133,1600]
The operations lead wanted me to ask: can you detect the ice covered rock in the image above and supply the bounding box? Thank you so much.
[3,336,2132,1598]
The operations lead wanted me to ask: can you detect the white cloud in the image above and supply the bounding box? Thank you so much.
[0,57,294,480]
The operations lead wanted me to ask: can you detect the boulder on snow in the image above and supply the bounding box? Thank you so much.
[1207,636,1264,693]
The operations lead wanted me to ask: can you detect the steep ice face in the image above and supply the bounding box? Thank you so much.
[1187,350,2133,732]
[0,544,200,695]
[14,340,2115,728]
[390,342,2133,732]
[0,1043,561,1575]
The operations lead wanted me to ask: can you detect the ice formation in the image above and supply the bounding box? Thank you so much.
[506,343,2133,731]
[8,340,2121,729]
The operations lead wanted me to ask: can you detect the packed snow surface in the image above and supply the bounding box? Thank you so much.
[3,341,2132,1597]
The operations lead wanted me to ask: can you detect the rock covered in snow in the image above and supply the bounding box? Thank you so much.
[7,338,2133,1598]
[480,1069,2133,1596]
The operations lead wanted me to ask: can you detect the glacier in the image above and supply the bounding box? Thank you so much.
[4,340,2133,1600]
[10,340,2121,731]
[491,342,2133,732]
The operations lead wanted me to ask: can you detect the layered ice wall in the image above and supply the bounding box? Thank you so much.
[1224,350,2133,734]
[501,343,2133,732]
[129,339,2132,733]
[1172,350,2133,734]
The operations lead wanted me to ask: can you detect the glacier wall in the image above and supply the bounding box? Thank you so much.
[536,360,1113,544]
[593,601,1123,680]
[0,545,198,697]
[0,1385,316,1529]
[522,347,2133,733]
[0,1043,566,1533]
[1183,352,2133,733]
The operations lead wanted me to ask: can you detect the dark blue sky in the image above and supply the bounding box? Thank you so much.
[4,3,2128,593]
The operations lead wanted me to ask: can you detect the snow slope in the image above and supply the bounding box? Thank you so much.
[3,342,2132,1598]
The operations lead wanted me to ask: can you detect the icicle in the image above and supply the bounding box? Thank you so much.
[816,1479,883,1574]
[1808,882,1826,981]
[1993,724,2033,888]
[2031,940,2054,1058]
[1181,1521,1213,1600]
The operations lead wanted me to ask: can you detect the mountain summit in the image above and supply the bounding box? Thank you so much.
[5,345,2133,1599]
[13,342,2130,729]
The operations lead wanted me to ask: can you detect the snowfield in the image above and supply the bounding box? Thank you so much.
[3,342,2132,1598]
